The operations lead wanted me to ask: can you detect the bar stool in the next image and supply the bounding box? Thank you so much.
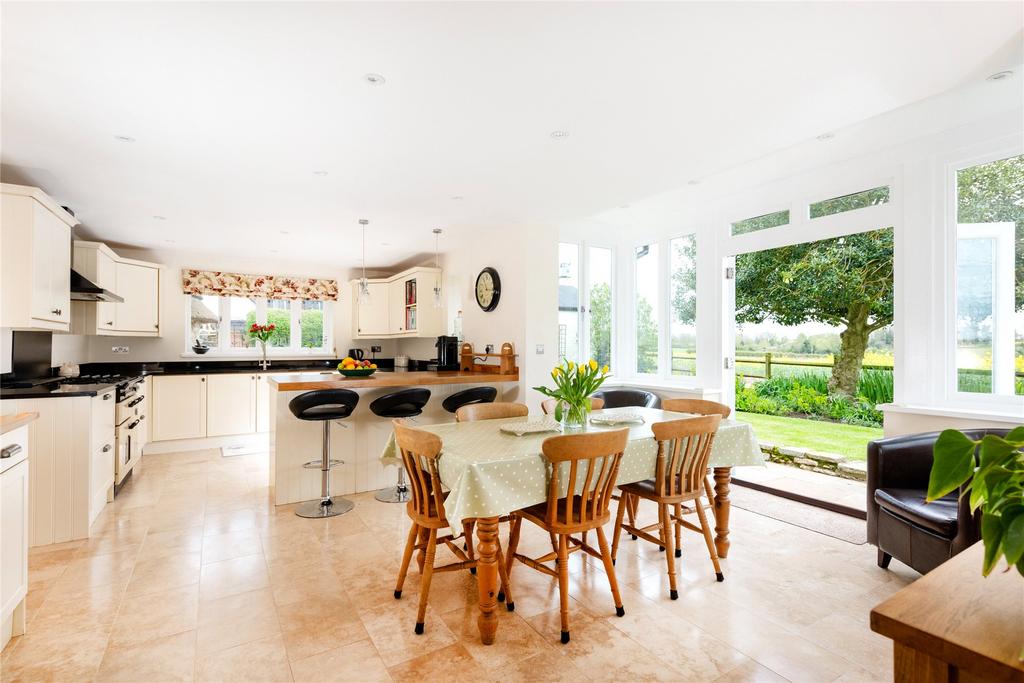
[441,386,497,415]
[371,388,431,503]
[288,389,359,519]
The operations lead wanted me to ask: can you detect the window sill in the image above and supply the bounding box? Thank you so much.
[606,377,708,393]
[877,403,1023,424]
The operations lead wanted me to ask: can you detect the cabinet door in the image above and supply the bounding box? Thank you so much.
[255,374,271,433]
[356,281,390,336]
[95,250,118,332]
[152,375,207,441]
[48,216,71,326]
[29,205,56,323]
[0,460,29,620]
[113,262,159,333]
[206,374,256,437]
[388,279,408,334]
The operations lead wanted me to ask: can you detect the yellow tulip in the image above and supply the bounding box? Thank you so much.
[602,365,610,374]
[551,368,560,379]
[589,359,598,371]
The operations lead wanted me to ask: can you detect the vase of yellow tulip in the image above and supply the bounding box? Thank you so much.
[533,359,610,432]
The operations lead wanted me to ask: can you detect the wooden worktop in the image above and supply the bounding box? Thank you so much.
[870,542,1024,682]
[267,369,520,391]
[1,412,39,435]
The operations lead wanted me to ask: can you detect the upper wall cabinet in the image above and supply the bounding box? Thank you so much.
[352,266,445,339]
[71,241,162,337]
[0,184,78,332]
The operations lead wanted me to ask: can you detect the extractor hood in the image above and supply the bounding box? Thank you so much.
[70,269,124,303]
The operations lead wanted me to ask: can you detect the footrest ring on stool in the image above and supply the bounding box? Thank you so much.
[302,459,344,469]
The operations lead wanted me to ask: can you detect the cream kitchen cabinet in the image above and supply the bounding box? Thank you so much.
[71,241,162,337]
[351,266,444,339]
[152,375,208,441]
[1,184,77,332]
[1,424,30,651]
[256,373,272,433]
[206,373,256,437]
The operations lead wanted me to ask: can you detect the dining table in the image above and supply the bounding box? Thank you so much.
[380,406,764,644]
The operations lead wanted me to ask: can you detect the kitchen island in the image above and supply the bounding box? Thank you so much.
[268,369,520,505]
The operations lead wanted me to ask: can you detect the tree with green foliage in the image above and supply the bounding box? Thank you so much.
[671,236,697,326]
[736,227,894,398]
[636,296,659,373]
[588,282,612,368]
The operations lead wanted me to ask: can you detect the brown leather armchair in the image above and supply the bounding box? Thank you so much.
[867,429,1009,574]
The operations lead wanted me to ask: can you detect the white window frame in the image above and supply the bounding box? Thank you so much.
[942,144,1024,412]
[184,295,334,357]
[557,241,616,367]
[667,232,699,380]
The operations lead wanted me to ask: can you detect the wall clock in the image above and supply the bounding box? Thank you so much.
[475,267,501,312]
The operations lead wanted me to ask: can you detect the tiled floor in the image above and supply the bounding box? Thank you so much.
[2,448,915,682]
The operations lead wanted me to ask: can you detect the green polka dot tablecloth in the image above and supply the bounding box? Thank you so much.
[379,407,764,530]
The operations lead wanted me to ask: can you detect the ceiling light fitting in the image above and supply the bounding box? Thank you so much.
[153,215,166,220]
[364,73,386,85]
[432,228,444,308]
[987,70,1014,81]
[114,135,135,143]
[550,130,570,139]
[313,171,329,176]
[358,219,371,304]
[816,132,835,141]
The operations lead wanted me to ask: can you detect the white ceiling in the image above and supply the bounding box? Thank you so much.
[2,2,1022,268]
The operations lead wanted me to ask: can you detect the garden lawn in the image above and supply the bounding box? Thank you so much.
[735,411,882,461]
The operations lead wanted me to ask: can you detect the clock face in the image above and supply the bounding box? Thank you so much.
[475,267,500,312]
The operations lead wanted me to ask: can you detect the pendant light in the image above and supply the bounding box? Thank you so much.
[432,228,443,308]
[358,219,371,304]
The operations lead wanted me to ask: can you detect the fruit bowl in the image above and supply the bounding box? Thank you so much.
[338,368,376,377]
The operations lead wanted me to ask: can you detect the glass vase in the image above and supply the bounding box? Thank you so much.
[561,400,590,432]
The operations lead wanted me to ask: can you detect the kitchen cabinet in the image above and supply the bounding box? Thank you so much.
[207,373,256,437]
[89,391,116,520]
[152,375,207,441]
[352,266,445,339]
[1,184,77,332]
[1,425,29,651]
[71,241,162,337]
[256,373,272,433]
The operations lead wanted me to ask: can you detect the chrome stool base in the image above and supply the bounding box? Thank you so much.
[374,486,410,503]
[295,496,355,518]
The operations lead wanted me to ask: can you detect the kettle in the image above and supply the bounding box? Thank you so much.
[347,348,364,361]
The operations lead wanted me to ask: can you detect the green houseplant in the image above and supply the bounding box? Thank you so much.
[533,359,610,430]
[927,426,1024,576]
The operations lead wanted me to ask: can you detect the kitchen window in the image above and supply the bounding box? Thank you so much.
[187,295,332,355]
[635,242,661,375]
[669,234,697,377]
[557,242,615,368]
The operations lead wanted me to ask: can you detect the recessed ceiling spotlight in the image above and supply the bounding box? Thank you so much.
[280,230,290,235]
[619,205,630,209]
[816,132,836,141]
[114,135,135,143]
[153,215,166,220]
[450,195,464,200]
[550,130,570,139]
[364,73,386,85]
[380,242,391,246]
[270,249,279,253]
[313,171,329,176]
[687,180,700,186]
[987,70,1014,81]
[164,239,176,243]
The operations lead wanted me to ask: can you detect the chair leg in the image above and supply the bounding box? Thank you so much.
[611,491,628,565]
[507,516,522,577]
[394,522,418,599]
[703,476,716,521]
[877,549,892,569]
[464,521,477,575]
[414,529,438,634]
[415,525,430,573]
[694,494,724,581]
[629,495,639,539]
[673,503,683,558]
[557,534,571,644]
[595,527,624,617]
[661,504,678,600]
[496,544,514,611]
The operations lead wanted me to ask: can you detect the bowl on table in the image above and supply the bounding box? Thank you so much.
[338,368,376,377]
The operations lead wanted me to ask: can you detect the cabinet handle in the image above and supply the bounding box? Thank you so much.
[154,323,159,328]
[201,378,205,382]
[0,444,22,459]
[106,321,114,325]
[51,308,60,314]
[103,393,112,400]
[102,444,112,452]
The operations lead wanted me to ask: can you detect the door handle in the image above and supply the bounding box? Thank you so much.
[106,321,114,326]
[102,444,112,452]
[127,419,141,430]
[103,393,112,400]
[0,444,22,459]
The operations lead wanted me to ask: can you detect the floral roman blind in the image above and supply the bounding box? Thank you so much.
[181,269,339,301]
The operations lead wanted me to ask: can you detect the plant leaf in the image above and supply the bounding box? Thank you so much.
[928,430,978,501]
[981,514,1004,576]
[1003,509,1024,566]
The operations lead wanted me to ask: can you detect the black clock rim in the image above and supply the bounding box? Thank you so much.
[476,267,501,312]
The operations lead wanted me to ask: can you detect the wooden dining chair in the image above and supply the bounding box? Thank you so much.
[455,401,529,422]
[392,420,514,634]
[540,396,604,416]
[506,429,628,644]
[612,415,724,600]
[660,398,730,521]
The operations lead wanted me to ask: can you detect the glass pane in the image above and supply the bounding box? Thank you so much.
[635,243,660,374]
[954,154,1024,396]
[230,297,258,348]
[558,243,581,363]
[189,295,220,349]
[731,209,789,236]
[670,235,697,376]
[300,300,327,349]
[587,247,612,369]
[266,299,291,348]
[810,186,890,218]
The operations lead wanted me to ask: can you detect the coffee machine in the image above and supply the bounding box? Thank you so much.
[435,335,460,371]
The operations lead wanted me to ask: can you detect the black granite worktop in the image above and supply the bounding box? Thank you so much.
[0,378,120,399]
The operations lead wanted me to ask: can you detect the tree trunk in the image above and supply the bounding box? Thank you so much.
[829,306,871,398]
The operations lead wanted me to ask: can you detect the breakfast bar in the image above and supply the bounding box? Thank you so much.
[267,368,521,505]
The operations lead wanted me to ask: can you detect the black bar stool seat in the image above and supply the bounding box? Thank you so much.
[441,386,498,414]
[288,389,359,519]
[370,388,431,503]
[591,388,661,409]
